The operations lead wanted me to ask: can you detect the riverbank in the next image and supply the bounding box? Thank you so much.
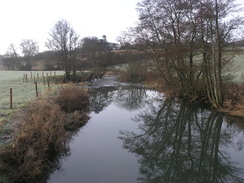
[113,69,244,119]
[148,78,244,118]
[0,71,243,182]
[0,84,90,183]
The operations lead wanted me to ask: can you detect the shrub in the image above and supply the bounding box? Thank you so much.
[57,84,89,113]
[126,61,147,82]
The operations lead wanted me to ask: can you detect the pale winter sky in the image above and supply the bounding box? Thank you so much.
[0,0,140,55]
[0,0,243,55]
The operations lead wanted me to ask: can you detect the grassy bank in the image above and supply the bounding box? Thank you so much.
[0,71,66,147]
[0,71,64,122]
[0,84,90,183]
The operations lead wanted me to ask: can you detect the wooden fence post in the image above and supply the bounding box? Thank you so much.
[48,77,50,91]
[35,81,38,97]
[26,74,28,83]
[10,88,12,109]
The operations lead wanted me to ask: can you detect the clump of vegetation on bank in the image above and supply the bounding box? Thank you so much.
[0,84,90,183]
[118,62,147,83]
[222,83,244,118]
[57,84,89,113]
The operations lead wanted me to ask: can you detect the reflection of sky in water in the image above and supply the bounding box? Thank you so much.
[49,81,244,183]
[49,102,141,183]
[222,122,244,179]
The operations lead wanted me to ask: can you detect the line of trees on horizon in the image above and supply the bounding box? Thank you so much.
[1,40,39,70]
[0,20,120,80]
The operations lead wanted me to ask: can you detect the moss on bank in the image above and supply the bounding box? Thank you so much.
[0,84,90,183]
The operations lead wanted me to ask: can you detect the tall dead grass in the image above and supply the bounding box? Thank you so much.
[57,84,89,113]
[222,83,244,118]
[0,84,90,183]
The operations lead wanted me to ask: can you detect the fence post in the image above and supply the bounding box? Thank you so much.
[26,74,28,83]
[35,81,38,97]
[48,77,50,91]
[10,88,13,109]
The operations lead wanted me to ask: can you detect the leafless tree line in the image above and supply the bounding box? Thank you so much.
[2,20,115,81]
[3,40,39,70]
[119,0,243,107]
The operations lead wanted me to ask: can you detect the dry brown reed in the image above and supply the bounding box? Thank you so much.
[222,83,244,118]
[57,84,89,113]
[0,84,90,183]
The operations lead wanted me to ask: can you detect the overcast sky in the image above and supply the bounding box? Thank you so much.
[0,0,243,55]
[0,0,140,55]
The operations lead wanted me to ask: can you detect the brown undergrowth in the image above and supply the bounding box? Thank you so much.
[221,83,244,118]
[117,69,244,118]
[0,84,90,183]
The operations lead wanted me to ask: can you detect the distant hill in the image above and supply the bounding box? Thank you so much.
[0,49,148,71]
[230,40,244,47]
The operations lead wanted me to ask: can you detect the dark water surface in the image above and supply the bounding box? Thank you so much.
[48,76,244,183]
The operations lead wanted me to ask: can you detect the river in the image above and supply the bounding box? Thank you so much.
[48,76,244,183]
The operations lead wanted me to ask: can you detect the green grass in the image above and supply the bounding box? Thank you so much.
[232,54,244,83]
[0,71,64,122]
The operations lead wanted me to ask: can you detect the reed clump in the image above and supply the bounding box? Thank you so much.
[0,85,90,183]
[222,84,244,118]
[57,84,89,113]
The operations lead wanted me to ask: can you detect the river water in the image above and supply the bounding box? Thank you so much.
[48,76,244,183]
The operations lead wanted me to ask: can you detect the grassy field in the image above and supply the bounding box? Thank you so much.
[232,53,244,83]
[0,71,64,123]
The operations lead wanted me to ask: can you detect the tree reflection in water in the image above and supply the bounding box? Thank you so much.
[115,86,147,111]
[89,86,148,113]
[119,98,244,183]
[89,86,116,113]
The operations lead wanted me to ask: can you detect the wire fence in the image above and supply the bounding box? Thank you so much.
[0,71,64,121]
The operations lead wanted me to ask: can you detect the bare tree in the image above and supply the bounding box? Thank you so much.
[133,0,202,93]
[122,0,242,106]
[199,0,243,106]
[9,44,19,58]
[2,44,20,70]
[20,39,39,70]
[46,19,79,80]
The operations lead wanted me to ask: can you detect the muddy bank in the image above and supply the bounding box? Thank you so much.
[0,84,90,183]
